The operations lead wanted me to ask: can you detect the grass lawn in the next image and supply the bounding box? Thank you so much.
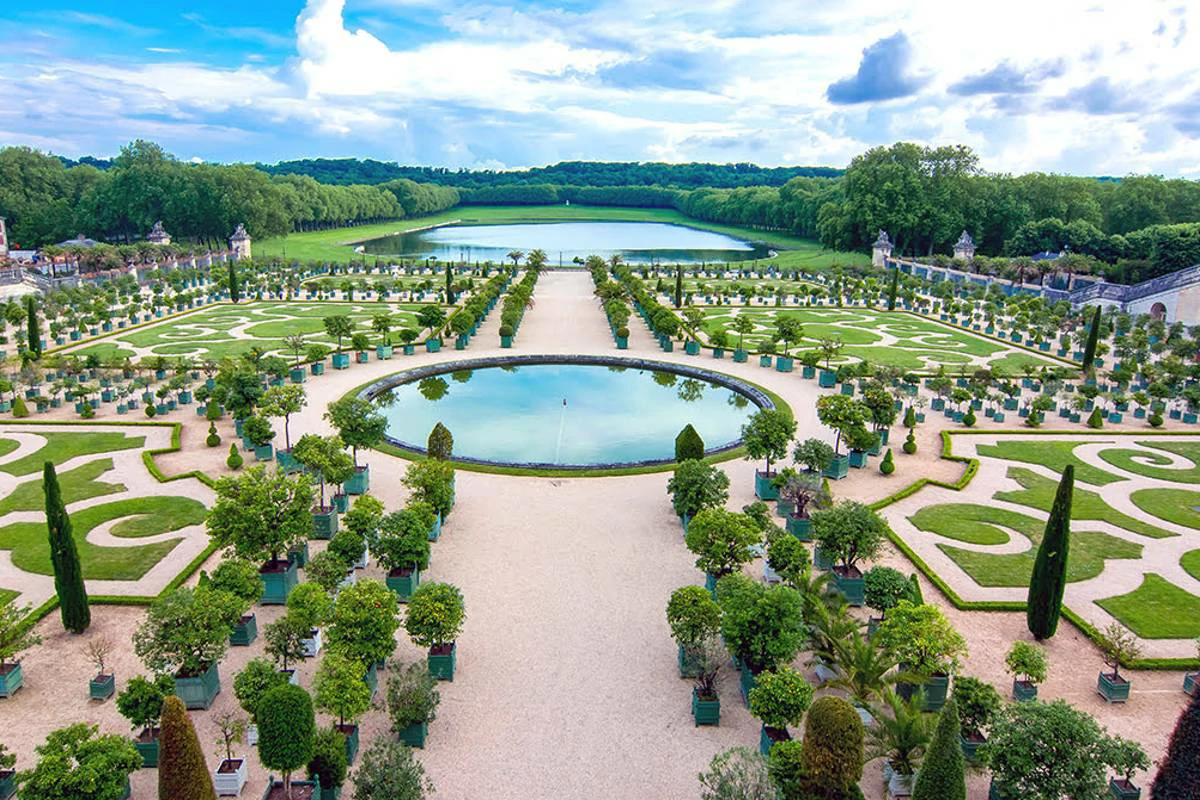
[909,503,1033,545]
[1183,549,1200,580]
[997,467,1175,538]
[0,495,205,580]
[1096,575,1200,639]
[0,432,144,476]
[1099,441,1200,483]
[975,440,1124,487]
[258,205,869,268]
[1130,487,1200,530]
[0,458,124,515]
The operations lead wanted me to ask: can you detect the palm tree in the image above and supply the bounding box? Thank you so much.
[527,249,548,272]
[507,251,524,268]
[828,632,900,711]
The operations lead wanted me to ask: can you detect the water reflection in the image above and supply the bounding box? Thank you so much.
[419,376,449,402]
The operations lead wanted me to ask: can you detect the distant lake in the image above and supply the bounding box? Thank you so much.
[359,221,771,264]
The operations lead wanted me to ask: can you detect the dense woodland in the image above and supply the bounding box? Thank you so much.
[4,140,1200,285]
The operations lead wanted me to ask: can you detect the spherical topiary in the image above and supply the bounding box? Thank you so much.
[206,422,221,448]
[257,683,316,792]
[616,326,630,339]
[962,408,976,428]
[498,324,514,338]
[800,695,864,797]
[902,431,917,455]
[226,443,243,470]
[674,424,705,462]
[879,448,895,475]
[158,695,216,800]
[1149,411,1164,428]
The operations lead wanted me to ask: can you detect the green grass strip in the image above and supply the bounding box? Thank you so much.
[0,431,144,476]
[1096,575,1200,639]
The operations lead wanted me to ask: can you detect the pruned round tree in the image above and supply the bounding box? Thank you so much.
[207,466,314,565]
[256,683,316,798]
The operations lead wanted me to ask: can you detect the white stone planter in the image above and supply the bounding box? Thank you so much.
[214,757,248,796]
[763,563,781,584]
[301,628,322,658]
[338,570,357,591]
[888,771,915,799]
[246,724,258,745]
[356,546,369,570]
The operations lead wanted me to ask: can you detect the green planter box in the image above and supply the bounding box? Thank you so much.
[786,516,812,541]
[775,498,795,517]
[775,356,794,372]
[290,368,306,383]
[289,541,309,568]
[355,351,370,364]
[823,454,850,480]
[230,613,258,646]
[814,546,832,571]
[1185,672,1198,696]
[255,443,274,462]
[376,344,393,360]
[175,662,221,710]
[500,335,513,348]
[0,771,14,800]
[332,353,350,369]
[90,673,116,700]
[801,365,816,379]
[402,344,415,355]
[1097,672,1130,703]
[692,687,720,726]
[344,465,369,495]
[426,339,442,353]
[135,735,159,768]
[1012,679,1038,701]
[754,471,779,500]
[386,567,420,602]
[336,723,360,766]
[1109,778,1141,800]
[333,493,349,513]
[614,336,627,349]
[685,341,700,355]
[848,449,869,468]
[259,559,299,605]
[312,507,338,540]
[899,673,949,711]
[733,349,748,363]
[311,361,326,375]
[428,643,457,681]
[712,347,724,359]
[0,663,22,697]
[262,778,316,799]
[959,733,985,762]
[427,513,442,542]
[758,355,772,367]
[833,568,865,606]
[276,449,301,474]
[397,720,428,748]
[738,667,758,706]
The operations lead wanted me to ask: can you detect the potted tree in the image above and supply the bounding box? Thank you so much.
[867,689,935,798]
[0,601,39,697]
[376,505,434,601]
[402,458,456,520]
[325,580,401,693]
[863,566,909,635]
[261,384,307,473]
[15,724,141,800]
[208,558,266,646]
[386,662,440,748]
[811,501,886,606]
[405,582,466,681]
[352,737,434,800]
[666,459,729,530]
[307,728,348,800]
[717,573,805,705]
[212,710,250,796]
[1184,638,1200,696]
[85,636,116,701]
[234,658,289,746]
[666,585,722,679]
[689,637,724,726]
[243,415,276,462]
[951,675,1001,761]
[815,394,866,479]
[845,425,877,469]
[875,601,967,711]
[293,434,354,540]
[0,744,13,800]
[777,469,829,541]
[1097,623,1141,703]
[116,673,174,767]
[257,683,317,800]
[748,666,815,755]
[684,508,762,592]
[325,397,387,495]
[314,652,371,766]
[307,345,329,376]
[287,582,333,659]
[207,467,315,605]
[1107,736,1150,800]
[741,408,796,500]
[1005,640,1047,701]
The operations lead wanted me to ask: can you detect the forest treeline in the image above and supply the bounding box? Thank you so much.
[6,140,1200,284]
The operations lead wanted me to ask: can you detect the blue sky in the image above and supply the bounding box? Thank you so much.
[0,0,1197,175]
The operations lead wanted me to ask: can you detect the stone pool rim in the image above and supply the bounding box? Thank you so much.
[357,354,776,471]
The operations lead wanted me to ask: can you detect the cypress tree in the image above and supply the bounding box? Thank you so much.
[674,424,705,461]
[25,296,40,357]
[228,261,240,304]
[445,263,454,304]
[674,265,683,309]
[1081,305,1102,371]
[158,695,216,800]
[1027,464,1073,639]
[887,268,899,311]
[912,697,966,800]
[44,461,89,633]
[1152,691,1200,799]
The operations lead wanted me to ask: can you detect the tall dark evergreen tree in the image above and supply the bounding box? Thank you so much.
[158,695,217,800]
[44,461,89,632]
[887,268,899,311]
[912,697,966,800]
[228,261,240,304]
[1152,691,1200,799]
[1081,306,1102,371]
[445,263,454,304]
[674,265,683,309]
[25,296,40,357]
[1027,465,1073,639]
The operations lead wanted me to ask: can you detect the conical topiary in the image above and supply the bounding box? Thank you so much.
[158,695,216,800]
[912,697,966,800]
[879,448,895,475]
[226,443,243,470]
[675,424,705,462]
[1027,465,1073,639]
[45,462,89,633]
[427,422,454,460]
[12,395,29,418]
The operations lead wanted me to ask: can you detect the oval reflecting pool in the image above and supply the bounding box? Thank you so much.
[360,221,770,265]
[371,362,763,467]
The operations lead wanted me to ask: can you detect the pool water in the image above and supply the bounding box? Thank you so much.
[360,221,770,265]
[374,363,759,466]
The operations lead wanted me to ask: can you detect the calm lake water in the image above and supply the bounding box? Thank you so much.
[375,363,758,466]
[360,221,770,264]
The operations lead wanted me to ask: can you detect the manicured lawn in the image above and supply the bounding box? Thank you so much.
[975,440,1124,487]
[0,439,18,460]
[909,503,1034,545]
[997,468,1175,538]
[1096,575,1200,639]
[0,432,144,476]
[1130,487,1200,530]
[0,458,124,515]
[258,205,869,267]
[0,589,16,607]
[1099,441,1200,483]
[1183,549,1200,580]
[0,495,205,580]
